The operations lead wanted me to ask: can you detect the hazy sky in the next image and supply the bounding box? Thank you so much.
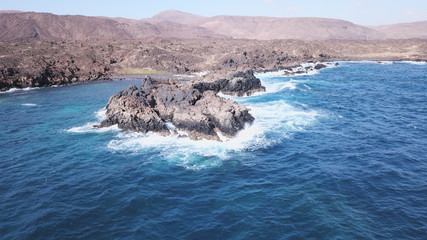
[1,0,427,25]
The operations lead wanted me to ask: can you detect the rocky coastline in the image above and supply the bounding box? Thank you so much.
[1,39,427,92]
[2,38,426,140]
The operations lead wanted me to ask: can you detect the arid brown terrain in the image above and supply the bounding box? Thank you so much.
[0,11,227,42]
[1,10,427,91]
[153,10,387,40]
[1,10,427,42]
[1,38,427,91]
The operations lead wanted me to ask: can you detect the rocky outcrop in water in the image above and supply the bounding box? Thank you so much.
[96,77,255,140]
[193,70,265,96]
[314,63,327,70]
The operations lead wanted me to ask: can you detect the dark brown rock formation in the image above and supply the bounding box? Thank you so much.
[193,70,266,97]
[96,77,255,140]
[314,63,327,70]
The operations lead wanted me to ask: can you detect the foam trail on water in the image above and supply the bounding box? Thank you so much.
[66,123,119,133]
[264,80,298,92]
[348,60,426,65]
[255,62,338,79]
[1,87,40,94]
[66,108,119,133]
[402,61,426,65]
[377,61,394,65]
[255,69,318,78]
[21,103,38,107]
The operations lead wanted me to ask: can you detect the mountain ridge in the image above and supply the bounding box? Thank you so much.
[0,11,228,41]
[152,10,427,40]
[370,21,427,39]
[0,10,426,41]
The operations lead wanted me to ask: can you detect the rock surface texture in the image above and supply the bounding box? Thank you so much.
[96,77,256,140]
[193,70,266,96]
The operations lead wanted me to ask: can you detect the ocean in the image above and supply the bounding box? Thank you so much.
[1,62,426,239]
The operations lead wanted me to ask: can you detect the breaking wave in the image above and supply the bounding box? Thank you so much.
[255,61,338,79]
[105,98,322,169]
[1,87,40,94]
[402,61,427,65]
[66,108,120,133]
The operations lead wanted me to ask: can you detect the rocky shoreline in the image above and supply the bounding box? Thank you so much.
[1,38,427,92]
[2,38,426,140]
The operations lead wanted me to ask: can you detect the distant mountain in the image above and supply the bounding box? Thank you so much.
[370,21,427,39]
[152,10,386,40]
[153,10,427,40]
[152,9,207,26]
[0,10,426,42]
[0,11,227,41]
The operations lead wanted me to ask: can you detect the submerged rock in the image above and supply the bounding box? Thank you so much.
[96,76,255,140]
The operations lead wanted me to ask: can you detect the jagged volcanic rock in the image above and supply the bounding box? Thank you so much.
[193,70,266,97]
[95,85,170,135]
[96,77,255,141]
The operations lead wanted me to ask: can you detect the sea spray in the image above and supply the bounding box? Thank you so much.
[104,98,322,169]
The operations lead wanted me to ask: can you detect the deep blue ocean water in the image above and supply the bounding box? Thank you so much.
[1,62,426,239]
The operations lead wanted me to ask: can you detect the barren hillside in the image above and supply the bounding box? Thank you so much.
[0,12,226,41]
[1,10,426,42]
[370,21,427,39]
[153,10,386,40]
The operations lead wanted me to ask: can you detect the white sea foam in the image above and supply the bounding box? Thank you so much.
[261,78,311,96]
[266,80,298,92]
[402,61,427,65]
[249,100,320,133]
[21,103,38,107]
[303,84,312,90]
[95,108,107,121]
[66,108,119,133]
[1,87,39,94]
[255,68,317,78]
[347,60,426,65]
[66,122,120,133]
[377,61,394,65]
[105,99,322,169]
[255,61,338,78]
[347,60,378,64]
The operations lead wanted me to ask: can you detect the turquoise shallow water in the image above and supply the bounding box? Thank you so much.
[0,62,426,239]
